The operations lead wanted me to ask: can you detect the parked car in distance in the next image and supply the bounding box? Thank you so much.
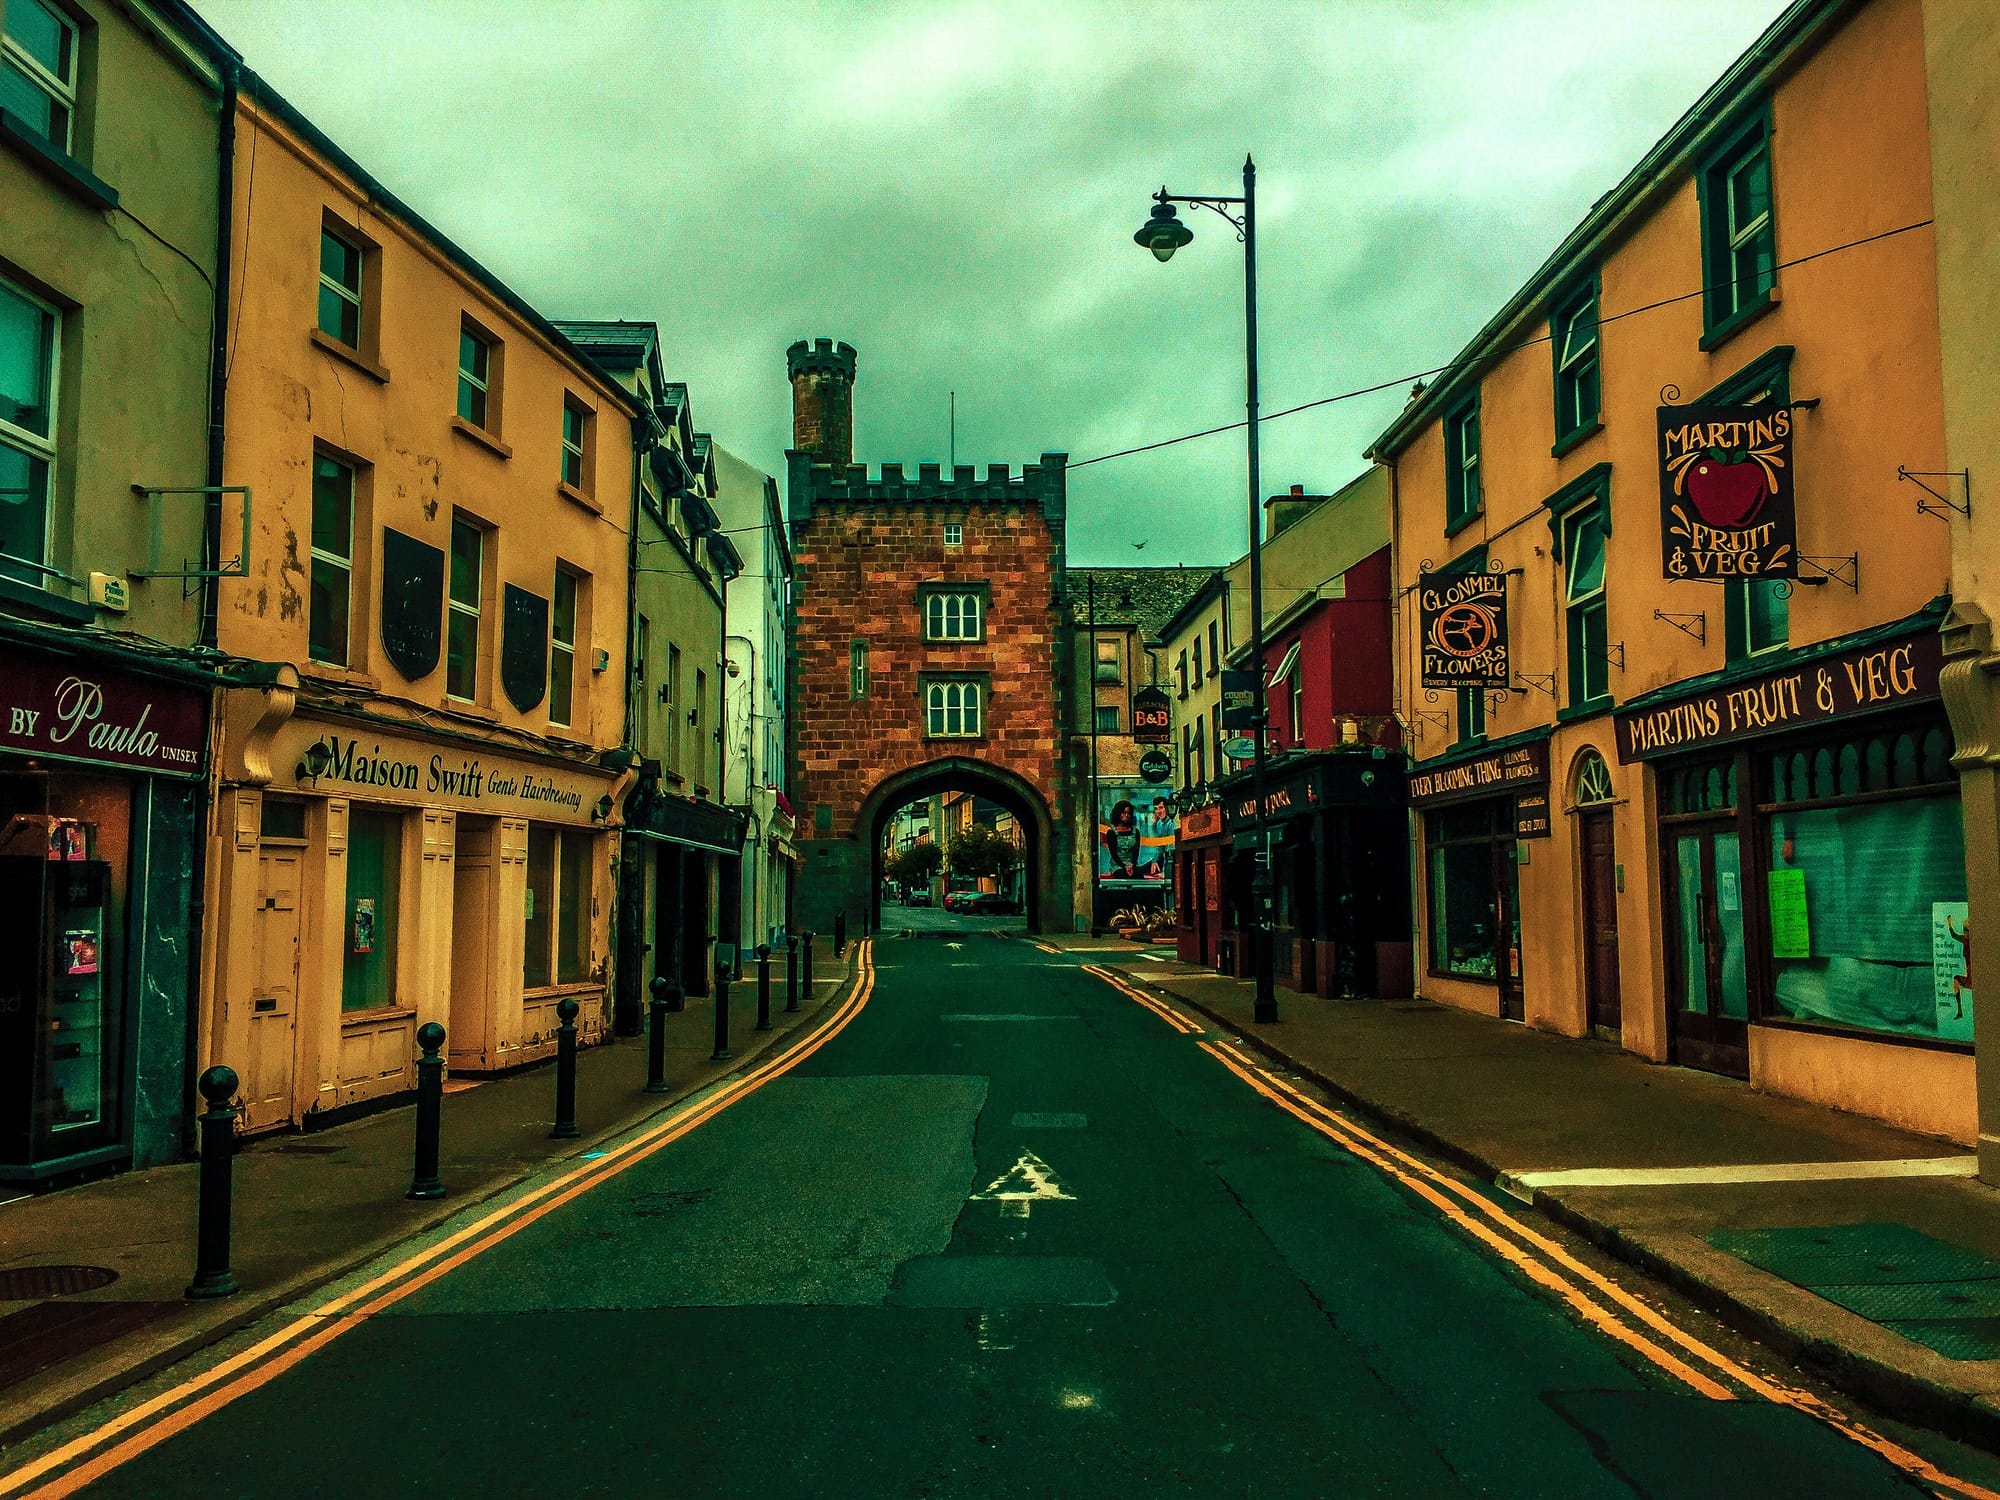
[904,889,932,907]
[942,890,975,912]
[962,893,1022,916]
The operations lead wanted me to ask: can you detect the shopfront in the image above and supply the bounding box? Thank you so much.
[1616,618,1971,1134]
[0,649,209,1184]
[1411,734,1551,1022]
[620,782,745,1017]
[1173,801,1226,968]
[206,692,625,1133]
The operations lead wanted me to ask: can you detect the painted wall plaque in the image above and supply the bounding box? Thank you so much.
[501,584,550,712]
[380,528,445,682]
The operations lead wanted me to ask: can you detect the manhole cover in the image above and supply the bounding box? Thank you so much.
[0,1265,119,1298]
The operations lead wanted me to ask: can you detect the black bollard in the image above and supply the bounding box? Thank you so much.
[407,1022,447,1200]
[834,911,847,957]
[185,1065,240,1300]
[755,944,773,1031]
[712,957,733,1061]
[802,931,816,1006]
[645,975,673,1095]
[785,934,800,1013]
[550,996,580,1140]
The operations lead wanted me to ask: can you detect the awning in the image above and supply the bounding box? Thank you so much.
[623,790,746,857]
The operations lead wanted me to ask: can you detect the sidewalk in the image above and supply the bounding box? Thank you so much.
[1104,952,2000,1449]
[0,945,865,1446]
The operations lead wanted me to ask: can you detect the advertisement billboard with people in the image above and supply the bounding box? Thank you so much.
[1098,781,1176,890]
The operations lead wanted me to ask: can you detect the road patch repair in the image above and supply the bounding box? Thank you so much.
[1711,1224,2000,1362]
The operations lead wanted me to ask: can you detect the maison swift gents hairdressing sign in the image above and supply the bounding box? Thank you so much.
[1418,571,1509,690]
[1658,402,1796,580]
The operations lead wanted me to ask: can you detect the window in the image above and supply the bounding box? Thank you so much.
[1700,113,1776,338]
[694,668,707,787]
[923,590,983,641]
[849,639,868,699]
[943,523,962,547]
[316,229,364,349]
[1456,686,1485,745]
[1725,579,1788,661]
[1188,716,1206,786]
[308,454,354,666]
[457,322,496,429]
[925,678,982,738]
[446,516,483,700]
[1095,705,1120,734]
[342,808,402,1010]
[549,568,579,726]
[1551,277,1600,444]
[1192,635,1204,687]
[524,826,592,988]
[1574,750,1615,807]
[1427,803,1511,979]
[1290,672,1304,745]
[560,398,590,490]
[1207,620,1219,675]
[665,641,681,769]
[1095,638,1120,682]
[1445,394,1481,529]
[0,0,77,152]
[1176,651,1188,699]
[0,277,57,587]
[1562,503,1610,707]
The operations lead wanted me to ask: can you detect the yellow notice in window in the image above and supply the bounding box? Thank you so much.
[1768,868,1810,958]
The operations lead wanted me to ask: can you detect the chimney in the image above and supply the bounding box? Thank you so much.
[1263,483,1325,539]
[787,338,858,470]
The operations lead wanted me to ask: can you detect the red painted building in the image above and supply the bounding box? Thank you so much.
[1259,545,1399,752]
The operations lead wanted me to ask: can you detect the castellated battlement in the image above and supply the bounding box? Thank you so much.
[786,338,858,379]
[786,450,1068,523]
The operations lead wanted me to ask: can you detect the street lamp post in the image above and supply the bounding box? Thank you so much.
[1135,155,1278,1024]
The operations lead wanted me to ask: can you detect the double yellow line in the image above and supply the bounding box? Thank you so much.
[3,942,879,1500]
[1083,964,2000,1500]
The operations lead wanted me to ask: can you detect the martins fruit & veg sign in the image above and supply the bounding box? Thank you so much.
[1658,402,1796,580]
[1614,630,1942,761]
[1418,571,1509,690]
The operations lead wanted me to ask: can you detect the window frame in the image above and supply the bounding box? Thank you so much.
[943,522,963,548]
[456,317,501,432]
[0,274,58,589]
[921,674,986,740]
[919,583,987,643]
[1444,392,1482,533]
[1560,500,1611,709]
[560,395,592,493]
[1698,107,1778,347]
[1550,274,1602,451]
[549,565,580,727]
[445,514,486,702]
[849,639,869,700]
[316,225,365,350]
[523,824,593,990]
[0,0,78,154]
[1094,704,1120,734]
[307,449,356,667]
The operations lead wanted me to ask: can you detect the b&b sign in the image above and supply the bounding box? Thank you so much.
[1418,571,1509,690]
[1131,685,1171,744]
[1658,402,1796,580]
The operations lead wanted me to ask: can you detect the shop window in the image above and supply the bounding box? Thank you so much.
[0,0,78,153]
[1699,109,1777,342]
[549,566,579,727]
[1551,275,1601,445]
[342,808,402,1011]
[1427,803,1505,979]
[524,826,592,989]
[1445,393,1481,530]
[1662,755,1737,815]
[0,275,57,590]
[446,515,484,701]
[1562,503,1610,707]
[1725,579,1787,660]
[309,454,355,667]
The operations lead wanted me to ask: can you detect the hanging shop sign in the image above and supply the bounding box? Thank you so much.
[1613,629,1941,762]
[1407,738,1549,809]
[1177,804,1225,843]
[1219,669,1260,730]
[1222,736,1258,761]
[1658,403,1796,580]
[1131,686,1172,745]
[1138,747,1173,784]
[0,653,206,777]
[272,715,612,824]
[1418,571,1510,690]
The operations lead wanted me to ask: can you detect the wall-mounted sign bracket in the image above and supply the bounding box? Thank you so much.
[130,485,253,600]
[1513,673,1556,699]
[1653,609,1706,644]
[1900,467,1970,519]
[1591,642,1627,673]
[1399,709,1449,739]
[1485,688,1512,713]
[1794,553,1859,590]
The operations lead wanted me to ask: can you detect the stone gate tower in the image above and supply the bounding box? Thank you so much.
[784,338,1074,932]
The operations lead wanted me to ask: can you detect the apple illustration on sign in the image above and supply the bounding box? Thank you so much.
[1685,451,1770,527]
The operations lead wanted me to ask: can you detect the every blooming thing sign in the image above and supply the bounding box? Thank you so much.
[1657,402,1797,580]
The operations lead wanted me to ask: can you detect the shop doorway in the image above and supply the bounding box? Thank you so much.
[1496,848,1524,1022]
[1667,824,1750,1076]
[449,817,495,1069]
[1579,810,1622,1036]
[246,844,302,1123]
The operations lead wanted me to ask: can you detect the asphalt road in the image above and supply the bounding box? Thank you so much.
[35,933,1980,1498]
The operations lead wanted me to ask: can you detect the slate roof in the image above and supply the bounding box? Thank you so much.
[1066,567,1220,635]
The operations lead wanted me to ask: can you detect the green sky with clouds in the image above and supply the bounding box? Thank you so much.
[199,0,1785,565]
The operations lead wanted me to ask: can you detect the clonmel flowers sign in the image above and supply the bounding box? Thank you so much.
[1657,402,1796,580]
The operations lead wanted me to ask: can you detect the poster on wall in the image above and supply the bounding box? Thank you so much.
[1768,868,1810,959]
[1097,782,1176,889]
[62,929,100,977]
[1418,572,1509,690]
[1933,901,1975,1043]
[1658,402,1796,580]
[352,897,376,956]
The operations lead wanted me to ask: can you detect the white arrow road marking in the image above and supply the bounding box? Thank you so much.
[946,941,964,951]
[971,1150,1076,1220]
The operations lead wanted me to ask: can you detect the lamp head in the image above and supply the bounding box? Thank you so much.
[1134,199,1192,262]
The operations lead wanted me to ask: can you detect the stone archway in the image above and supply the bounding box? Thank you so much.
[857,756,1056,933]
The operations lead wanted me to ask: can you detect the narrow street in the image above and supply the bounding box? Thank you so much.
[17,934,1982,1499]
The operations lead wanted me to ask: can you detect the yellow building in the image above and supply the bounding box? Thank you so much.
[1374,0,1963,1139]
[203,79,638,1131]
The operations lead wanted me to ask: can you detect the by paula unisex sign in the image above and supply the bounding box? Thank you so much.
[1131,686,1172,745]
[1658,403,1796,580]
[0,655,207,777]
[1614,630,1942,762]
[1419,571,1509,690]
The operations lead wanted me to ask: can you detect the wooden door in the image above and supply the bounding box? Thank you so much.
[1579,811,1622,1034]
[1496,841,1525,1022]
[1666,825,1750,1076]
[450,819,494,1069]
[247,847,302,1125]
